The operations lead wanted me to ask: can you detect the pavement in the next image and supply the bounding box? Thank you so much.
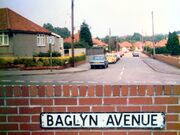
[0,63,90,77]
[142,57,180,75]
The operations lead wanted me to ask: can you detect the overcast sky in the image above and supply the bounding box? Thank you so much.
[0,0,180,38]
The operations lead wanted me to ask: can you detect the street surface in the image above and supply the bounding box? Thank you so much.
[0,52,180,85]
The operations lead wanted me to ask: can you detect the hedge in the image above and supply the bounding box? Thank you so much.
[0,54,86,67]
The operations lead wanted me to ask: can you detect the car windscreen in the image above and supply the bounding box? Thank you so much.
[93,56,105,60]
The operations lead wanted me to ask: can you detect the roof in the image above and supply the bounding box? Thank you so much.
[134,41,144,48]
[155,39,167,47]
[93,38,108,47]
[64,31,80,43]
[0,8,50,34]
[119,41,132,47]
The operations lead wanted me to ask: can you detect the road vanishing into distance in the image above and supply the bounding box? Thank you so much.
[0,52,180,85]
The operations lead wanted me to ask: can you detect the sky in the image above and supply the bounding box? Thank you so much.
[0,0,180,38]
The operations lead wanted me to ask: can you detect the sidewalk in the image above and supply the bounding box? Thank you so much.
[142,57,180,75]
[0,63,90,77]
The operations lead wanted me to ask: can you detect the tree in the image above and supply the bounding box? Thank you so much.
[43,23,70,38]
[166,32,180,55]
[80,22,93,47]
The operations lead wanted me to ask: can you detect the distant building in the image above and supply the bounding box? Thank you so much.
[133,42,144,51]
[64,31,80,43]
[119,41,132,52]
[0,8,64,57]
[92,38,108,48]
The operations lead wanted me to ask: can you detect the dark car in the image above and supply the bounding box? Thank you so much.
[89,55,108,69]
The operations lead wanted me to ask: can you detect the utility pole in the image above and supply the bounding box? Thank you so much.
[152,11,156,56]
[71,0,75,67]
[108,28,111,52]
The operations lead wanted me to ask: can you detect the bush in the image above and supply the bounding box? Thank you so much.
[155,47,169,54]
[33,51,61,57]
[0,57,14,66]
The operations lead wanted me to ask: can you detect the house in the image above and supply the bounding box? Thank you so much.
[0,8,64,57]
[64,31,80,43]
[119,41,132,52]
[155,39,167,47]
[92,38,108,48]
[133,41,144,51]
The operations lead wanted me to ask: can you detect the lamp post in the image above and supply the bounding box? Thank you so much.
[71,0,75,67]
[152,11,156,56]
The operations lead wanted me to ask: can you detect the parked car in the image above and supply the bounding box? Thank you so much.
[106,53,117,64]
[132,51,139,57]
[89,55,108,69]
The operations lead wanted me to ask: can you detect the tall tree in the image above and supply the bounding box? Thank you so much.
[80,22,93,47]
[166,32,180,55]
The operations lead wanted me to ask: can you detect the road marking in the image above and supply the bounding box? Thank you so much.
[1,80,12,82]
[15,80,25,83]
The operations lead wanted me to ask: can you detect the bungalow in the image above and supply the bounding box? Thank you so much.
[119,41,132,52]
[92,38,108,48]
[0,8,64,57]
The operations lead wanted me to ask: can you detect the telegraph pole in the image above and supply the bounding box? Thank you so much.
[108,28,111,52]
[71,0,75,67]
[152,11,156,56]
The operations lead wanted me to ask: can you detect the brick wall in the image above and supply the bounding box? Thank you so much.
[0,85,180,135]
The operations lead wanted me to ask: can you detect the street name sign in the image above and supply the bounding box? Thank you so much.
[40,112,165,129]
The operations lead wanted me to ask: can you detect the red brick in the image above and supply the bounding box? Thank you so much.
[8,116,30,122]
[31,98,53,105]
[0,116,6,122]
[0,86,4,97]
[128,132,151,135]
[72,85,79,96]
[0,99,4,105]
[54,85,62,96]
[80,132,102,135]
[96,85,103,96]
[147,85,154,96]
[153,132,177,135]
[6,86,13,97]
[32,115,39,122]
[22,86,29,96]
[20,124,41,130]
[104,98,127,105]
[55,98,77,105]
[37,86,46,97]
[19,107,41,114]
[130,85,137,96]
[142,106,166,112]
[79,85,87,96]
[14,86,21,96]
[67,106,90,112]
[121,85,128,96]
[30,86,38,96]
[8,132,30,135]
[168,106,180,113]
[155,97,178,104]
[0,124,18,130]
[156,85,163,95]
[88,85,95,96]
[0,107,17,114]
[166,114,179,122]
[164,85,172,95]
[129,97,152,104]
[46,85,54,97]
[79,98,102,105]
[113,85,120,96]
[56,132,78,135]
[7,99,28,106]
[104,132,126,135]
[104,85,112,96]
[92,106,115,112]
[117,106,140,112]
[138,85,146,96]
[167,123,180,130]
[32,132,54,135]
[174,85,180,95]
[63,85,70,96]
[44,107,66,112]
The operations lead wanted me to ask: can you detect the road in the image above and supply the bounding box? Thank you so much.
[0,52,180,85]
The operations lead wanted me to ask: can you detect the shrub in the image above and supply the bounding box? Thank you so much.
[155,47,169,54]
[33,51,61,57]
[0,57,14,66]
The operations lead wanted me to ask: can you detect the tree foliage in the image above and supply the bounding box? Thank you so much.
[166,32,180,55]
[43,23,70,38]
[80,22,93,47]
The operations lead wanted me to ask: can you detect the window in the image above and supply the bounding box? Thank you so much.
[37,34,45,46]
[0,33,9,46]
